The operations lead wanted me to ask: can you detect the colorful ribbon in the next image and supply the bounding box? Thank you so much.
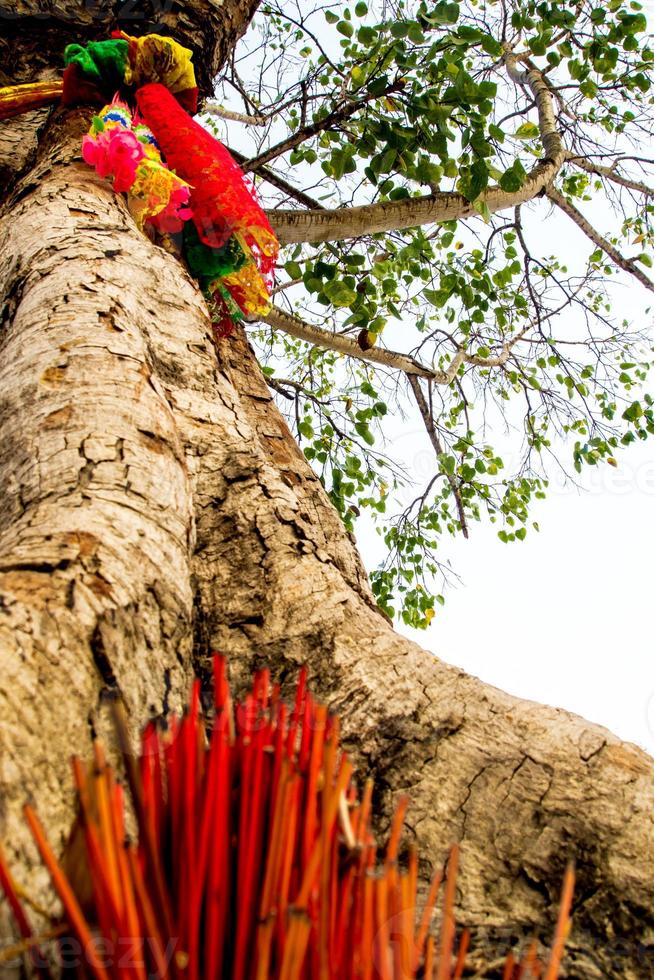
[136,83,278,325]
[81,100,192,234]
[62,32,198,112]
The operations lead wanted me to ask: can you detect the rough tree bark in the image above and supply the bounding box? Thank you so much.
[0,4,653,979]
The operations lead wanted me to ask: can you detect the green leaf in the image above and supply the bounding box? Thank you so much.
[622,401,643,422]
[355,421,375,445]
[323,281,357,307]
[284,261,302,280]
[408,23,425,44]
[499,160,527,193]
[514,121,539,140]
[378,148,397,173]
[466,159,489,200]
[430,1,460,25]
[423,288,450,308]
[473,200,491,222]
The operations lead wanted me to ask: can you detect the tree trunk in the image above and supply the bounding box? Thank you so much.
[1,7,654,980]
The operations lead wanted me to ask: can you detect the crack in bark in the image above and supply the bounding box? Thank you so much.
[89,620,120,694]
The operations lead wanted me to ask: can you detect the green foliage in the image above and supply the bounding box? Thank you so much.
[222,0,654,628]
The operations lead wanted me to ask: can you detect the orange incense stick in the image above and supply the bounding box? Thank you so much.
[0,660,575,980]
[543,863,575,980]
[452,929,470,980]
[436,843,460,980]
[24,806,111,980]
[0,841,54,979]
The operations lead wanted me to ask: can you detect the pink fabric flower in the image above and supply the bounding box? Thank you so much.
[82,129,146,193]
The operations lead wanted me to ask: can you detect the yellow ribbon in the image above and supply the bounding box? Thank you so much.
[0,80,63,122]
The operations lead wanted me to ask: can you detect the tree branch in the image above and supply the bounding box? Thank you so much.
[267,61,564,245]
[242,82,405,174]
[261,305,442,378]
[407,375,469,538]
[502,47,562,164]
[203,104,267,126]
[227,147,325,211]
[268,160,563,245]
[546,186,654,293]
[564,152,654,199]
[261,306,529,381]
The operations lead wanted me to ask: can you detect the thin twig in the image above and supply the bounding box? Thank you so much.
[564,151,654,198]
[228,147,325,211]
[407,376,469,539]
[242,81,406,173]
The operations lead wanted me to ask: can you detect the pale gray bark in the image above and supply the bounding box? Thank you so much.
[0,111,198,923]
[269,161,563,245]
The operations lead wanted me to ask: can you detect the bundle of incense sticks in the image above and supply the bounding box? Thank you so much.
[0,658,574,978]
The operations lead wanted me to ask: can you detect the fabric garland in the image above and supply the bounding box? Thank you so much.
[0,80,64,120]
[0,31,279,336]
[62,32,198,112]
[69,33,279,336]
[0,31,276,336]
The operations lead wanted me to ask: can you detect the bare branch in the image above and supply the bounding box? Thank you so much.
[271,277,303,294]
[462,329,530,368]
[564,152,654,199]
[268,61,564,245]
[261,305,442,378]
[265,376,295,400]
[227,147,325,211]
[546,186,654,293]
[203,104,267,126]
[261,306,528,381]
[408,376,469,538]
